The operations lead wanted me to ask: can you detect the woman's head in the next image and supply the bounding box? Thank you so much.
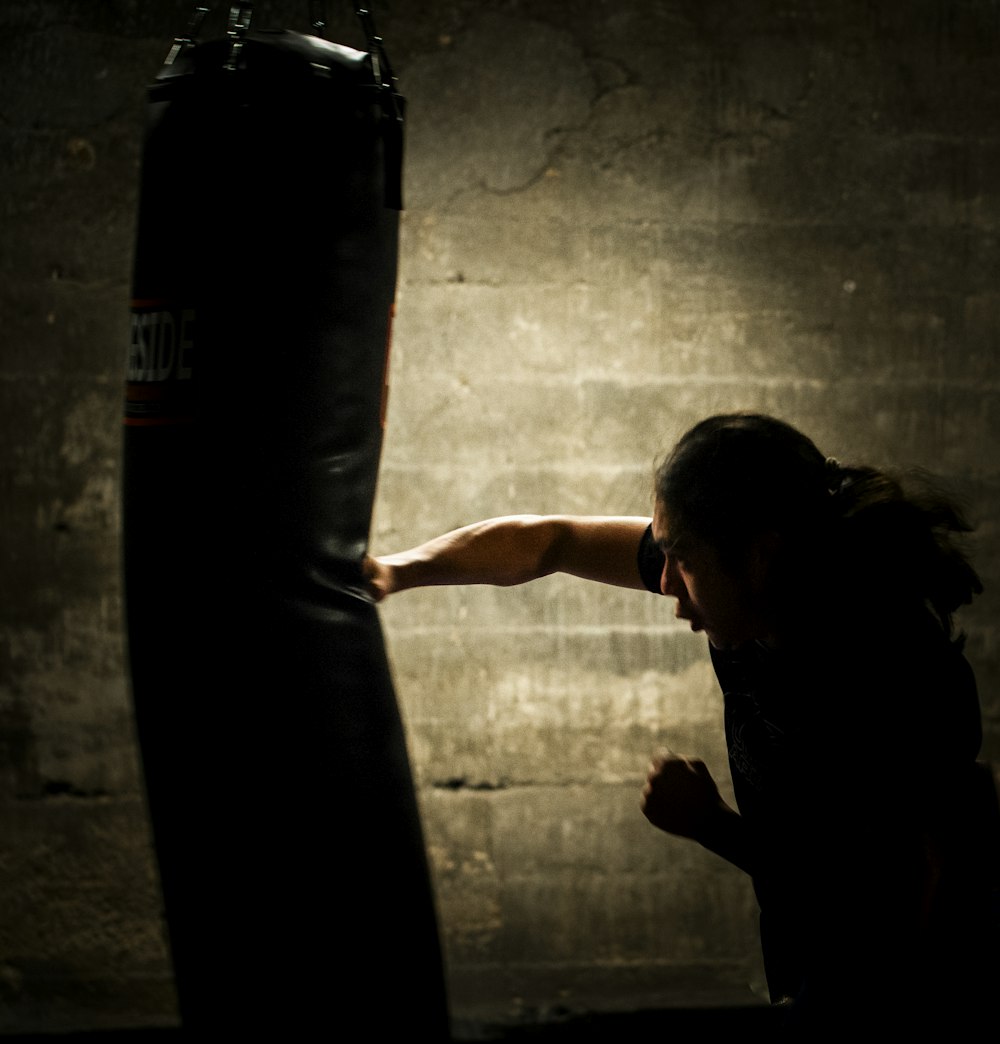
[650,414,833,647]
[653,412,982,642]
[654,413,833,571]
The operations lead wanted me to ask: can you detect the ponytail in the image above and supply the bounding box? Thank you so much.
[827,463,983,640]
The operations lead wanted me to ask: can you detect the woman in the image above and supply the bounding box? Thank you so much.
[365,412,998,1034]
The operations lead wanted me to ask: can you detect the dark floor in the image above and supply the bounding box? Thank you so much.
[0,1006,781,1042]
[460,1005,780,1039]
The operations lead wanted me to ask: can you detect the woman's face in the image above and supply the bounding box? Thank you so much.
[651,499,773,650]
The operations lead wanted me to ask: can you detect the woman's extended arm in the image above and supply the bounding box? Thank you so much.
[365,515,652,601]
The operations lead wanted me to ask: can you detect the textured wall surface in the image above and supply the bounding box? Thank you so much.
[1,0,998,1036]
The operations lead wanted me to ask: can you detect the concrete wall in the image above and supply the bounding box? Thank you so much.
[2,0,998,1035]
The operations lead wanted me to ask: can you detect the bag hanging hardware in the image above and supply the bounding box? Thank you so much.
[310,0,328,38]
[158,1,405,209]
[164,5,211,65]
[355,5,395,99]
[223,1,254,71]
[164,1,394,75]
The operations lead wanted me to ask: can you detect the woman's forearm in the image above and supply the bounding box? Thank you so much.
[372,515,560,595]
[367,514,651,600]
[696,804,755,875]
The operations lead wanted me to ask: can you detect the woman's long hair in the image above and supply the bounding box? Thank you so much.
[654,413,982,640]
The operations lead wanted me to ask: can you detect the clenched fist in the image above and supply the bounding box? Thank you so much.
[640,749,728,843]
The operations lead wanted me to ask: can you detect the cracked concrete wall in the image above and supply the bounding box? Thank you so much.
[1,0,998,1034]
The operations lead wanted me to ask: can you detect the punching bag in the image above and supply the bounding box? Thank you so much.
[122,6,449,1037]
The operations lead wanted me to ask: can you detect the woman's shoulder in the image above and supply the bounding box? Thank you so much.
[842,606,981,755]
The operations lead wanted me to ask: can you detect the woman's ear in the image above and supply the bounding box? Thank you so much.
[747,529,784,589]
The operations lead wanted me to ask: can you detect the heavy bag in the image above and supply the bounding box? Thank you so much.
[122,23,449,1038]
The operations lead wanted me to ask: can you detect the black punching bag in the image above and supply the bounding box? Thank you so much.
[122,10,449,1037]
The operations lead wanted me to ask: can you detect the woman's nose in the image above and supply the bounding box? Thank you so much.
[660,556,681,597]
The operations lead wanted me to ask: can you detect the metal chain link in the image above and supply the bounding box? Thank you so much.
[223,1,254,70]
[164,4,212,65]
